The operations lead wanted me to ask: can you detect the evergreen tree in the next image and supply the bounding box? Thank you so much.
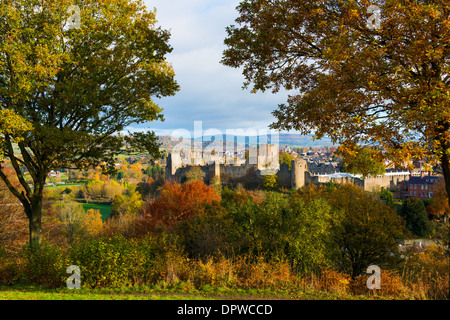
[401,198,434,237]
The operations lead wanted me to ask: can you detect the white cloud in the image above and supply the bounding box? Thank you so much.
[139,0,291,134]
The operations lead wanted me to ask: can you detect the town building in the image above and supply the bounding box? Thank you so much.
[398,173,443,200]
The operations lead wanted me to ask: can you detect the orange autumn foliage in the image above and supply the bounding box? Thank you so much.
[82,209,104,236]
[0,168,28,253]
[141,180,221,232]
[426,180,450,218]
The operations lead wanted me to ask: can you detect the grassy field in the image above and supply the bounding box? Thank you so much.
[0,288,208,300]
[81,203,112,221]
[0,285,384,301]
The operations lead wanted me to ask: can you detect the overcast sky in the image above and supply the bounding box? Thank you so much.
[137,0,291,137]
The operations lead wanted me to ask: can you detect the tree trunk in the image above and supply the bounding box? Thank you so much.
[29,204,43,253]
[436,123,450,214]
[440,149,450,213]
[26,184,45,255]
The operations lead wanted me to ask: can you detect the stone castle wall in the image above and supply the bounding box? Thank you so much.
[363,174,410,192]
[220,164,259,184]
[277,163,291,187]
[165,151,409,191]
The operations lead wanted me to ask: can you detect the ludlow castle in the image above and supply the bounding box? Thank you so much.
[165,144,411,191]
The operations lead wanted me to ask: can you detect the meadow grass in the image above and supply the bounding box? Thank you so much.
[0,285,386,301]
[0,286,212,300]
[81,203,112,221]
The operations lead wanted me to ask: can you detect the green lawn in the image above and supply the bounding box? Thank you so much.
[0,285,383,301]
[0,288,210,300]
[44,183,85,189]
[81,203,112,221]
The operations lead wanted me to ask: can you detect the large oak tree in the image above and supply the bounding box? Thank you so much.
[0,0,179,251]
[222,0,450,207]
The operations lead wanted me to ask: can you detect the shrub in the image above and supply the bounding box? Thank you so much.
[220,191,338,273]
[193,256,235,288]
[102,213,140,238]
[177,202,233,259]
[82,209,103,236]
[380,189,395,208]
[233,255,296,290]
[102,180,123,199]
[15,242,67,288]
[149,235,192,286]
[315,267,351,294]
[0,247,16,285]
[350,269,405,298]
[318,184,406,278]
[185,166,206,182]
[401,198,434,237]
[262,174,278,191]
[401,244,449,299]
[140,181,221,233]
[67,235,158,288]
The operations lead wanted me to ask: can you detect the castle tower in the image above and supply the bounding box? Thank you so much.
[256,144,279,171]
[291,159,307,189]
[208,161,221,185]
[165,153,182,181]
[165,153,172,180]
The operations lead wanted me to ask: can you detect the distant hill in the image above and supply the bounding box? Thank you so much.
[157,133,336,151]
[277,133,336,148]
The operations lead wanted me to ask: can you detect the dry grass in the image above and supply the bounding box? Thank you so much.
[351,269,406,298]
[400,245,449,300]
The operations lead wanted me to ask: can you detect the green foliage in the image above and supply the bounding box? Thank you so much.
[81,203,112,221]
[67,235,158,288]
[222,0,450,205]
[116,171,125,181]
[1,180,446,298]
[279,152,294,169]
[340,147,386,178]
[401,198,434,237]
[146,164,164,179]
[380,189,395,208]
[111,190,143,217]
[283,197,340,273]
[179,190,339,273]
[185,166,206,182]
[17,242,67,288]
[325,185,406,277]
[0,0,180,250]
[177,202,232,259]
[56,201,87,244]
[295,184,407,277]
[262,174,278,191]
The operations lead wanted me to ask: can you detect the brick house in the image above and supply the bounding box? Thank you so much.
[399,173,443,200]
